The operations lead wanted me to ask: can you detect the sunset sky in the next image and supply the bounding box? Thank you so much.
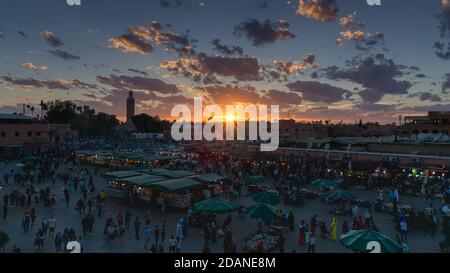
[0,0,449,123]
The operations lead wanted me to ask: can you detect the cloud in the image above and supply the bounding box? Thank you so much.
[22,63,49,71]
[96,74,180,94]
[110,20,196,56]
[211,39,243,56]
[233,18,295,46]
[337,12,384,50]
[323,54,413,102]
[443,73,450,93]
[47,50,81,61]
[17,30,28,39]
[161,53,261,83]
[0,32,4,39]
[198,54,261,81]
[40,31,64,47]
[260,89,303,106]
[434,1,450,59]
[109,34,154,55]
[128,68,149,76]
[203,84,261,105]
[295,0,338,22]
[1,76,96,90]
[265,53,318,81]
[286,80,351,103]
[413,92,443,102]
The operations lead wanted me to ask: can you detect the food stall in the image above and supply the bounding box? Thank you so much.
[146,178,203,208]
[102,171,142,198]
[193,173,229,198]
[119,174,165,201]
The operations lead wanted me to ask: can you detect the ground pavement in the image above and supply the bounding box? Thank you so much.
[0,161,445,253]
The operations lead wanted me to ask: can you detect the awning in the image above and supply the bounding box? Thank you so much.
[159,170,197,179]
[147,178,201,192]
[118,174,165,186]
[193,173,228,183]
[103,171,142,179]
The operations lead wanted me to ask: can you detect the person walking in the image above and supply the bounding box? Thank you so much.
[144,225,153,250]
[330,218,337,241]
[134,216,141,240]
[400,219,408,242]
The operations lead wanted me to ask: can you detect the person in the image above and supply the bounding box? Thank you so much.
[54,232,63,252]
[288,209,295,231]
[320,222,330,239]
[176,236,182,253]
[310,215,317,235]
[169,235,177,253]
[144,225,153,250]
[298,220,306,246]
[161,222,166,243]
[154,225,160,245]
[134,216,141,240]
[400,219,408,242]
[48,216,56,238]
[342,220,349,234]
[202,243,211,253]
[330,218,337,241]
[307,234,316,253]
[0,231,9,253]
[352,204,359,217]
[125,210,132,229]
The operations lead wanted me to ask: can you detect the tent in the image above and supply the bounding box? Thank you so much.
[246,203,279,224]
[193,173,228,184]
[102,171,142,180]
[194,198,237,213]
[252,191,281,205]
[159,170,197,179]
[118,174,165,187]
[321,189,356,201]
[339,229,403,253]
[146,178,201,192]
[311,179,339,187]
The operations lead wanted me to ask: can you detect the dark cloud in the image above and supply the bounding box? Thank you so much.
[286,80,351,103]
[128,68,149,76]
[46,50,81,61]
[0,32,4,39]
[323,55,413,102]
[110,20,196,56]
[338,12,384,51]
[443,73,450,93]
[17,30,28,39]
[211,39,243,56]
[418,92,443,102]
[233,18,295,46]
[264,53,318,82]
[260,89,303,106]
[203,84,261,105]
[160,53,261,83]
[1,76,96,90]
[40,31,64,47]
[198,53,260,81]
[96,74,180,94]
[295,0,338,22]
[434,1,450,60]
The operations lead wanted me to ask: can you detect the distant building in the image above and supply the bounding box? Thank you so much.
[126,91,135,123]
[116,91,137,134]
[0,114,49,148]
[399,111,450,135]
[0,114,77,151]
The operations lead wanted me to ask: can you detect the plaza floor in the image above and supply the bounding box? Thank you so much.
[0,161,445,253]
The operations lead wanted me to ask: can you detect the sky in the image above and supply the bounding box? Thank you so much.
[0,0,449,124]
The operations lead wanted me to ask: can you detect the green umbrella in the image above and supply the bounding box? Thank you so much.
[311,179,338,187]
[193,198,238,213]
[245,203,279,224]
[339,229,402,253]
[252,190,281,205]
[322,189,356,201]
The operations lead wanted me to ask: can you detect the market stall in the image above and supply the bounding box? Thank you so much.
[193,173,229,197]
[146,178,203,208]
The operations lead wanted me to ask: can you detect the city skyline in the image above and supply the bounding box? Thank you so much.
[0,0,450,124]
